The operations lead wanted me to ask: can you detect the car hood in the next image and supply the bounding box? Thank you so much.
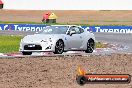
[22,34,64,43]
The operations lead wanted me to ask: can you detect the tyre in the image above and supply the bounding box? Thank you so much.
[22,52,32,55]
[76,76,87,86]
[53,40,64,54]
[85,39,95,53]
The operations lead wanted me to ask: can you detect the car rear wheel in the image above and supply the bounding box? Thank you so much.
[22,52,32,55]
[85,39,95,53]
[53,40,64,54]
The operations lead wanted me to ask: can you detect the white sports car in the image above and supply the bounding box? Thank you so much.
[19,25,95,55]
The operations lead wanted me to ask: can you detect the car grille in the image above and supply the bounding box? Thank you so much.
[24,44,42,50]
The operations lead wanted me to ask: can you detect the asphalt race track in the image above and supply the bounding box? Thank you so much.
[0,30,35,36]
[94,33,132,53]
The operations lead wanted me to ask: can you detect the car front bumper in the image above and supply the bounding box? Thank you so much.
[19,42,56,52]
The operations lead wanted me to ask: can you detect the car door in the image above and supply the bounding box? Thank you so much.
[78,27,85,49]
[74,27,84,49]
[66,26,83,50]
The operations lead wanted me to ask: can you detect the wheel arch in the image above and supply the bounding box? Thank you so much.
[56,39,65,47]
[88,38,95,42]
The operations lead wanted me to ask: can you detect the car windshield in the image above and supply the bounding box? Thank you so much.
[39,26,68,34]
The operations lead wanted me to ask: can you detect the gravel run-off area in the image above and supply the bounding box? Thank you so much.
[0,54,132,88]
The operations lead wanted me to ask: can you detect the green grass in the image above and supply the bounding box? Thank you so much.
[96,42,107,48]
[0,35,23,53]
[0,35,105,53]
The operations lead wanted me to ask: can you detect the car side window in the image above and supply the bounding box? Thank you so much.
[69,26,76,34]
[74,27,80,34]
[69,26,81,34]
[69,26,84,34]
[71,28,75,32]
[79,27,84,33]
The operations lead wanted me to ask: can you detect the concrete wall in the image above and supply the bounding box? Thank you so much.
[2,0,132,10]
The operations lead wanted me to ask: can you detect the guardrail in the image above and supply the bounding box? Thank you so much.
[0,24,132,33]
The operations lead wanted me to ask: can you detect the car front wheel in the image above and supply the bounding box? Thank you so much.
[53,40,64,54]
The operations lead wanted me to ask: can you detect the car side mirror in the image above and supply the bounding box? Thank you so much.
[70,30,76,36]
